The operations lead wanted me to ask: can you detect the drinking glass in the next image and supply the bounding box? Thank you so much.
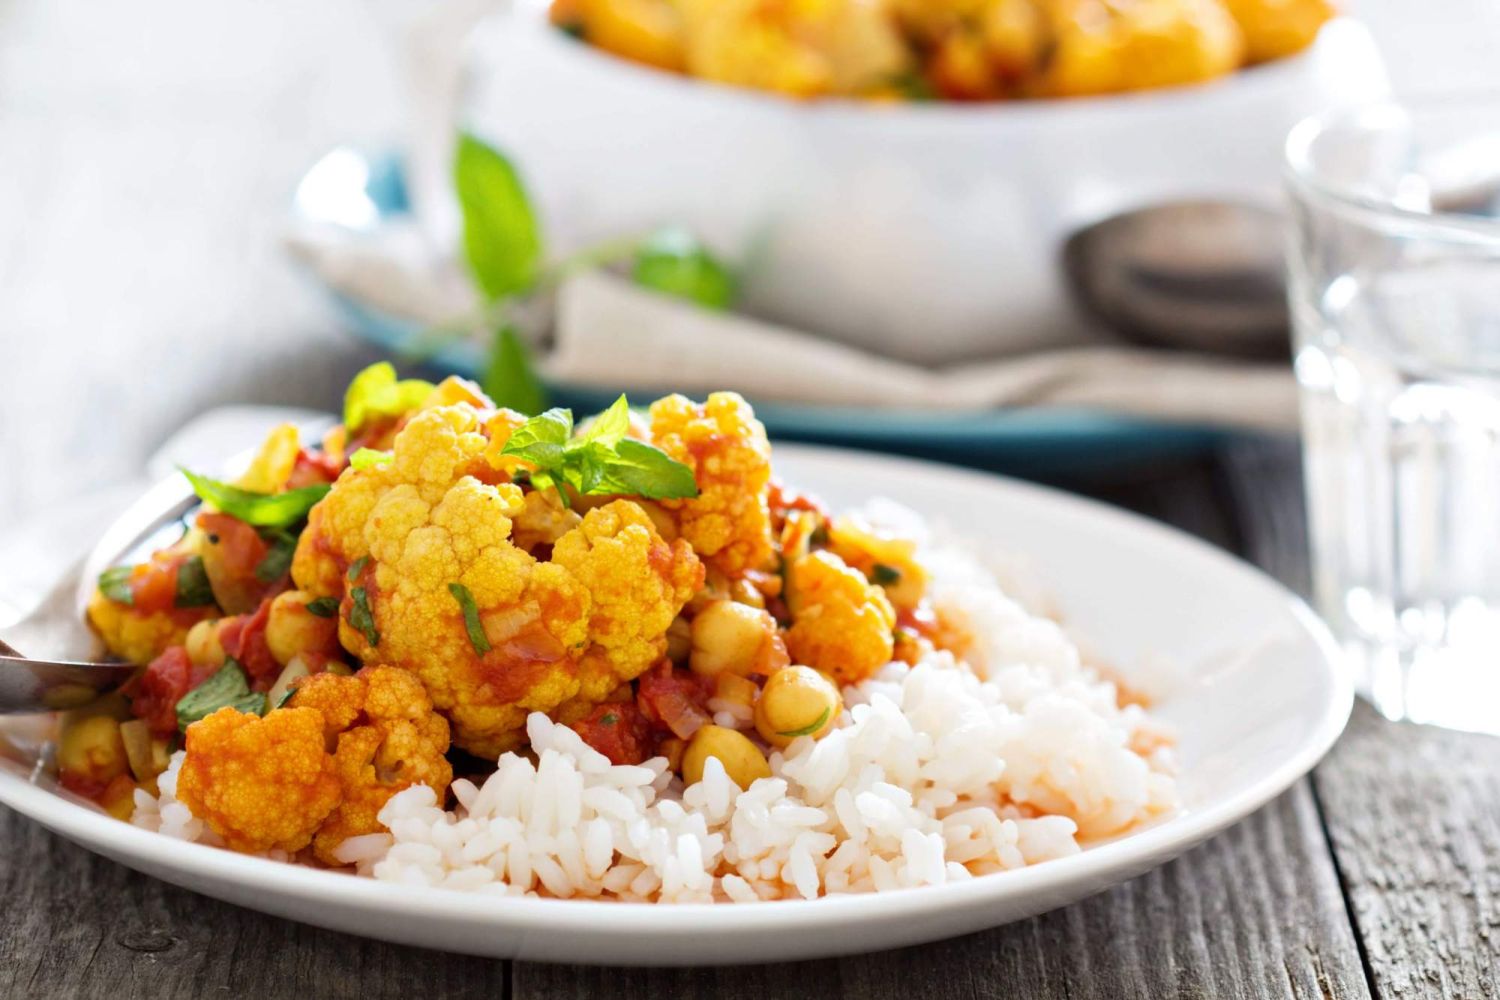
[1286,94,1500,734]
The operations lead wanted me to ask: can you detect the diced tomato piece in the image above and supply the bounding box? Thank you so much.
[570,702,653,765]
[220,597,279,689]
[636,660,713,741]
[128,553,187,615]
[768,478,829,520]
[286,447,341,489]
[131,646,214,737]
[197,512,269,582]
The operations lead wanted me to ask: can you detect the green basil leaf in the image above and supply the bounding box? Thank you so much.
[588,438,699,500]
[349,586,380,647]
[349,447,393,471]
[777,706,831,739]
[447,582,491,655]
[230,692,269,717]
[632,228,736,311]
[98,566,135,606]
[483,325,547,415]
[176,659,253,732]
[305,596,340,618]
[180,469,330,530]
[347,556,369,583]
[578,394,631,447]
[174,555,217,608]
[871,563,902,586]
[343,362,435,435]
[273,687,298,710]
[454,132,543,300]
[254,532,297,584]
[500,407,574,470]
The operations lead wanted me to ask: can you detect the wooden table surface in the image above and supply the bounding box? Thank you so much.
[2,2,1497,997]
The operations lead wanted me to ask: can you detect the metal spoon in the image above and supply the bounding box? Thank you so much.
[0,474,198,714]
[1062,200,1291,359]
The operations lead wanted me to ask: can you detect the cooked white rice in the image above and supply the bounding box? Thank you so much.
[133,509,1178,902]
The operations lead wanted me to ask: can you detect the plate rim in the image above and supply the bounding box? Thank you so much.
[0,443,1351,956]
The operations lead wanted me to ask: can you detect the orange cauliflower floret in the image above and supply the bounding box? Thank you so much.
[786,550,896,684]
[289,666,452,865]
[300,405,704,757]
[649,392,775,577]
[551,500,705,704]
[292,404,502,598]
[176,706,341,854]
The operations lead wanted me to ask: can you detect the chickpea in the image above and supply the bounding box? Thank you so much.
[754,666,841,748]
[184,617,227,669]
[690,601,777,677]
[681,725,771,789]
[56,715,129,788]
[265,590,339,666]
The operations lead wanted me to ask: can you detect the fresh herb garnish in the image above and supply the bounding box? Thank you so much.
[349,447,393,471]
[98,566,135,606]
[173,555,216,608]
[447,583,491,655]
[180,469,330,530]
[455,132,544,300]
[632,228,736,310]
[347,556,369,583]
[777,707,832,739]
[483,324,546,414]
[305,596,340,618]
[254,531,296,584]
[343,362,435,436]
[273,686,298,710]
[175,659,266,732]
[349,586,379,647]
[500,395,697,507]
[871,563,902,586]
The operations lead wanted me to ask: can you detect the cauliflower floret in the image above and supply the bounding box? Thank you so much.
[551,501,705,703]
[1220,0,1333,63]
[511,488,582,553]
[649,392,775,577]
[1039,0,1245,97]
[290,666,452,865]
[175,707,342,854]
[785,550,896,684]
[87,593,191,666]
[299,405,704,757]
[292,405,501,598]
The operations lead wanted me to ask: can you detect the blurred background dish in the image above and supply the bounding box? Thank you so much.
[455,1,1386,364]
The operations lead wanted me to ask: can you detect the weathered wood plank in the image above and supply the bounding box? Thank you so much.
[1219,438,1500,998]
[0,804,509,1000]
[513,784,1368,1000]
[1314,704,1500,1000]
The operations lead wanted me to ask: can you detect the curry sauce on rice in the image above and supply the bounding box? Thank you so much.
[73,365,1177,902]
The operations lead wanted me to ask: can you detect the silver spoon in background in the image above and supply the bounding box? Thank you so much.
[0,474,198,714]
[1062,200,1292,360]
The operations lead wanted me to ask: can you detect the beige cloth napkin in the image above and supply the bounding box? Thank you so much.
[285,220,1298,432]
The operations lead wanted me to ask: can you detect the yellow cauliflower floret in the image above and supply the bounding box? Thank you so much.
[235,423,301,493]
[551,500,705,702]
[786,550,896,684]
[1041,0,1244,97]
[176,707,342,854]
[301,405,704,757]
[511,488,583,552]
[86,592,191,666]
[649,392,775,577]
[292,405,500,598]
[290,666,452,865]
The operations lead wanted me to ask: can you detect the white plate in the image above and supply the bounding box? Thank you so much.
[0,444,1350,966]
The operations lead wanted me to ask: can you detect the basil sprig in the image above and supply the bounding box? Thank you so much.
[632,228,736,310]
[181,469,330,530]
[500,395,697,507]
[305,596,340,618]
[349,447,393,471]
[254,531,297,584]
[98,566,135,606]
[777,707,832,739]
[174,555,216,608]
[349,586,379,647]
[343,362,434,436]
[175,659,266,732]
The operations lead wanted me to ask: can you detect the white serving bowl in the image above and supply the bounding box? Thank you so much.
[462,2,1387,365]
